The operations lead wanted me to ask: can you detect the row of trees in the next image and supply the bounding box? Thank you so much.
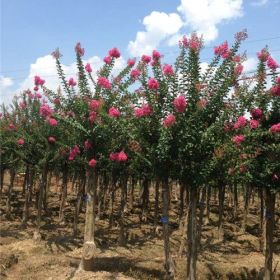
[1,30,279,279]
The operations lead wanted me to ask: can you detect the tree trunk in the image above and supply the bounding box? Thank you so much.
[179,183,185,219]
[22,165,32,227]
[162,178,175,277]
[0,168,5,199]
[218,185,225,240]
[129,177,136,210]
[154,179,160,230]
[109,179,116,228]
[233,184,238,219]
[59,166,68,223]
[141,178,149,221]
[34,165,48,240]
[186,185,198,280]
[118,176,127,246]
[242,185,251,233]
[263,188,275,280]
[197,186,206,250]
[205,185,211,224]
[79,169,98,271]
[6,168,16,218]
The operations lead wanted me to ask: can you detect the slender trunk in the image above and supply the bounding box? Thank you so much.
[187,185,198,280]
[233,184,238,219]
[179,183,185,219]
[6,169,16,218]
[154,179,160,229]
[22,165,31,227]
[242,185,251,233]
[118,176,127,246]
[22,166,28,195]
[129,178,136,210]
[162,178,175,277]
[79,170,97,271]
[109,179,116,228]
[263,188,275,280]
[59,166,68,223]
[205,185,211,224]
[34,165,48,240]
[259,187,264,251]
[197,186,206,250]
[0,168,5,199]
[218,185,225,240]
[141,178,149,221]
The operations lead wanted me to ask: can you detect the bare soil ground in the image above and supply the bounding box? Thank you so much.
[1,180,280,280]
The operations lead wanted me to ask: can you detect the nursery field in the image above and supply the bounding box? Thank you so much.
[0,175,280,280]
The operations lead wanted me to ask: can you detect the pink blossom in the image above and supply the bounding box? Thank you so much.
[148,78,159,90]
[34,75,45,86]
[233,55,241,63]
[18,138,24,146]
[35,93,42,99]
[117,151,128,162]
[108,107,121,118]
[48,118,58,126]
[163,114,176,128]
[75,42,85,56]
[130,69,141,80]
[109,47,121,58]
[173,95,187,113]
[234,64,244,76]
[270,123,280,133]
[68,78,77,87]
[270,85,280,96]
[88,158,97,168]
[9,123,15,130]
[232,135,245,146]
[267,56,279,70]
[53,98,61,105]
[257,48,269,62]
[224,122,233,132]
[109,152,118,161]
[152,50,161,61]
[85,63,92,73]
[233,116,247,129]
[251,108,263,119]
[48,136,56,143]
[239,165,247,173]
[141,55,151,64]
[163,64,174,76]
[188,33,203,52]
[84,140,92,150]
[89,99,101,111]
[51,48,62,59]
[97,77,111,89]
[34,86,39,91]
[68,145,80,161]
[103,56,112,64]
[39,104,53,118]
[276,76,280,84]
[134,103,152,117]
[19,102,27,109]
[214,41,229,57]
[88,111,97,123]
[250,120,259,129]
[180,36,189,48]
[127,59,136,67]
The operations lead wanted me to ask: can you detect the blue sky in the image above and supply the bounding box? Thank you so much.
[1,0,280,103]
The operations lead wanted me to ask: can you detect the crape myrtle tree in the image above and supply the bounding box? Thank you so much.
[227,48,280,280]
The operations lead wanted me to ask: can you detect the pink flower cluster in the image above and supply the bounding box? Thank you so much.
[234,64,244,76]
[130,69,141,80]
[233,116,247,129]
[127,59,136,67]
[88,158,97,168]
[173,95,187,113]
[270,123,280,133]
[103,56,112,64]
[134,103,152,117]
[89,99,101,111]
[68,145,80,161]
[163,64,174,76]
[232,135,245,146]
[270,77,280,96]
[39,104,53,118]
[84,140,92,150]
[267,56,279,70]
[109,47,121,58]
[85,63,92,73]
[214,41,230,58]
[88,111,97,123]
[108,107,121,118]
[68,78,77,87]
[141,55,151,64]
[163,114,176,128]
[48,118,58,126]
[152,50,161,61]
[257,48,270,62]
[251,108,263,119]
[110,151,128,162]
[180,34,203,52]
[97,77,111,89]
[18,138,24,146]
[249,120,259,129]
[148,78,159,90]
[34,75,45,86]
[48,136,56,144]
[75,42,85,56]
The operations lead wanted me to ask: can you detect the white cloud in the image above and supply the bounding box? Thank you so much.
[243,57,258,73]
[128,11,183,56]
[0,76,14,105]
[178,0,243,42]
[251,0,268,6]
[0,76,13,88]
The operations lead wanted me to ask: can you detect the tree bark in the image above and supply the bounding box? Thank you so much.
[263,188,275,280]
[218,185,225,240]
[6,168,16,218]
[242,185,251,233]
[162,178,175,277]
[59,166,68,223]
[205,185,211,224]
[79,169,98,271]
[118,176,127,246]
[186,185,198,280]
